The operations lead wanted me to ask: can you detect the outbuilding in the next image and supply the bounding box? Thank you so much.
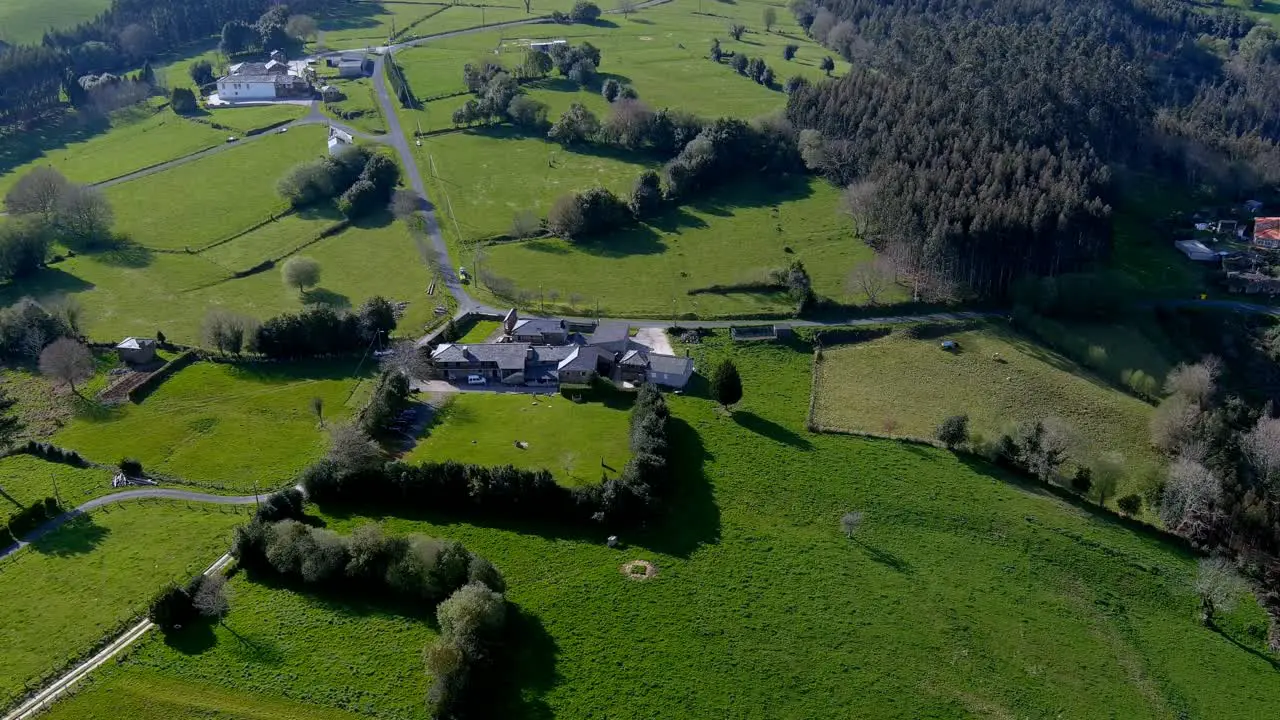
[116,337,156,365]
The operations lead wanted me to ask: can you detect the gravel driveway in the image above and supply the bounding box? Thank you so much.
[634,327,674,355]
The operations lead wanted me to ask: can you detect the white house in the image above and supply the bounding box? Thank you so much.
[328,127,354,155]
[215,56,312,101]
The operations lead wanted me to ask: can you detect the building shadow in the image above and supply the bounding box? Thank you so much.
[732,410,813,450]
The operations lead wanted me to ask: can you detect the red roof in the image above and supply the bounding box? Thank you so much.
[1256,217,1280,243]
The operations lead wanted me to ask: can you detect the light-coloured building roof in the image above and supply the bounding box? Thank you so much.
[116,337,156,350]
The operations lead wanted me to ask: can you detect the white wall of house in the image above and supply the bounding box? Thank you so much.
[216,79,277,100]
[650,368,692,389]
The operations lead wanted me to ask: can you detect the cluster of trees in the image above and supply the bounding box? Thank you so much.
[709,40,776,87]
[148,572,231,633]
[302,384,675,529]
[541,111,802,239]
[4,497,60,547]
[551,1,602,24]
[451,43,604,129]
[360,369,410,438]
[3,167,117,255]
[781,0,1280,298]
[0,297,80,362]
[277,146,400,219]
[232,510,510,718]
[251,298,396,359]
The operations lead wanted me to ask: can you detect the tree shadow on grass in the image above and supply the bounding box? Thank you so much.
[30,513,110,556]
[644,205,708,234]
[1212,624,1280,672]
[0,268,95,307]
[93,241,155,269]
[630,416,721,558]
[226,357,379,384]
[852,537,913,574]
[304,287,352,309]
[481,603,560,719]
[732,409,813,449]
[0,111,111,178]
[570,224,665,258]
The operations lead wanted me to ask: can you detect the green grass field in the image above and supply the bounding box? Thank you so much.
[320,77,387,135]
[406,391,632,485]
[470,177,895,317]
[52,360,372,490]
[0,500,247,706]
[812,323,1165,502]
[455,318,500,343]
[319,0,454,45]
[0,209,437,344]
[0,454,113,509]
[0,0,110,45]
[107,126,325,251]
[0,103,226,197]
[40,670,371,720]
[69,331,1280,718]
[204,105,308,135]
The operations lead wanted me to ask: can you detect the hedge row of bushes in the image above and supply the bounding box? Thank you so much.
[17,440,86,467]
[254,298,397,360]
[302,384,675,529]
[360,370,411,438]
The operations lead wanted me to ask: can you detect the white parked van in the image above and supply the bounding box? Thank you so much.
[466,374,486,385]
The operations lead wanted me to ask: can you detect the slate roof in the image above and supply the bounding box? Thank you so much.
[588,321,629,346]
[619,349,649,367]
[531,345,576,363]
[431,343,529,371]
[647,353,693,376]
[558,346,609,372]
[512,318,566,337]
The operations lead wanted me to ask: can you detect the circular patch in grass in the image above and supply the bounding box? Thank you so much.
[620,559,657,581]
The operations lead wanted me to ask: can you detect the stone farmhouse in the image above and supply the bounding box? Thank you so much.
[215,50,312,101]
[429,310,694,389]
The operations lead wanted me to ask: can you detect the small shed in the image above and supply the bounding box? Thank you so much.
[337,58,365,78]
[1175,239,1217,262]
[319,84,341,101]
[116,337,156,364]
[327,126,354,155]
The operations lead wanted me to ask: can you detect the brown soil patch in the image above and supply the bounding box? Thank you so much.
[620,559,657,581]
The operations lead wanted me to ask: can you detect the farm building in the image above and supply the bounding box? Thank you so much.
[115,337,156,365]
[216,53,312,101]
[1254,217,1280,249]
[530,39,568,53]
[1175,239,1218,262]
[327,127,354,155]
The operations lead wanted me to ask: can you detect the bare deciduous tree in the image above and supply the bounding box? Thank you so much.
[4,167,70,222]
[391,189,423,230]
[1090,452,1125,507]
[285,14,319,41]
[1164,357,1222,407]
[618,0,636,17]
[840,511,863,538]
[311,396,325,427]
[848,257,892,304]
[39,338,94,394]
[569,292,584,311]
[53,185,115,249]
[511,209,541,238]
[327,423,384,473]
[763,6,777,31]
[192,574,232,622]
[843,180,877,238]
[1242,415,1280,489]
[1161,456,1221,534]
[1194,556,1247,626]
[1149,394,1203,455]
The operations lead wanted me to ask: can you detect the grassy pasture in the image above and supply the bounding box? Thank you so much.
[203,105,308,135]
[52,360,372,490]
[39,670,372,720]
[0,103,226,196]
[406,391,633,485]
[319,0,450,44]
[0,210,436,343]
[0,454,113,509]
[455,318,501,343]
[813,323,1164,501]
[0,0,110,45]
[471,177,893,317]
[107,126,325,251]
[37,331,1280,719]
[0,500,247,706]
[320,77,387,135]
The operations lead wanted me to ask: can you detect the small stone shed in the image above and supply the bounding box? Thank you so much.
[116,336,156,364]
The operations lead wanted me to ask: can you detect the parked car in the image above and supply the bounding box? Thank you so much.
[466,374,487,386]
[226,136,238,143]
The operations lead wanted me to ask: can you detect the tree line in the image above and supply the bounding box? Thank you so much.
[301,383,675,529]
[203,296,398,360]
[783,0,1280,299]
